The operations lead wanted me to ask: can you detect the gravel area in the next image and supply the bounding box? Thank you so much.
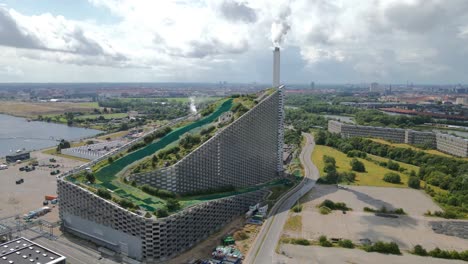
[430,221,468,240]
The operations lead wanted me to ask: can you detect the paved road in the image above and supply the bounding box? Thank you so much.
[248,133,319,264]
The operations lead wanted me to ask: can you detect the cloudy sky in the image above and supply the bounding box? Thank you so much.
[1,0,468,84]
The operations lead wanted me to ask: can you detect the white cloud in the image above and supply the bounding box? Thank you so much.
[1,0,468,83]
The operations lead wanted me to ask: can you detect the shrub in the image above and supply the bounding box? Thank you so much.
[393,208,406,215]
[144,212,152,218]
[350,158,365,172]
[96,188,111,199]
[117,198,136,209]
[338,239,354,249]
[166,199,181,211]
[363,207,376,212]
[408,176,420,189]
[155,208,168,218]
[383,172,401,184]
[386,160,400,171]
[233,231,249,241]
[364,241,401,255]
[291,238,310,246]
[292,204,303,213]
[318,236,332,247]
[323,155,336,166]
[319,206,332,215]
[200,126,216,135]
[85,172,95,183]
[319,200,350,211]
[413,245,428,256]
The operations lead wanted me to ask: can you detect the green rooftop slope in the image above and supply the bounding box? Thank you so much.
[94,99,233,190]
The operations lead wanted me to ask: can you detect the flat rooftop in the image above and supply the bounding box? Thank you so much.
[0,238,66,264]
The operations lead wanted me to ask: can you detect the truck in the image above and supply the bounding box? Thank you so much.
[23,207,51,220]
[45,195,58,201]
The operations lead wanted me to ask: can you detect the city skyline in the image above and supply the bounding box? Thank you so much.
[1,0,468,84]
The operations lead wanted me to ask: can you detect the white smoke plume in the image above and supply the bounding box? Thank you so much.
[189,97,197,113]
[271,5,291,47]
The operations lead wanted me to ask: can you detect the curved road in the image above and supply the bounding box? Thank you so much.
[247,133,319,264]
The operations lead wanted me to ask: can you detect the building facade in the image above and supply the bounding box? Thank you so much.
[129,88,285,193]
[58,87,285,261]
[436,133,468,157]
[329,120,467,157]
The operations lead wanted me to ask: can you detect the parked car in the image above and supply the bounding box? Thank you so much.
[15,179,24,184]
[43,200,49,206]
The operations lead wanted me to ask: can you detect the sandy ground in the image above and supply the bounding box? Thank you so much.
[278,244,467,264]
[167,217,247,264]
[293,185,468,251]
[303,185,442,216]
[0,150,85,220]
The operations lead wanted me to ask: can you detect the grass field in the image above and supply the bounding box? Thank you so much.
[0,101,100,117]
[284,214,302,232]
[312,145,410,187]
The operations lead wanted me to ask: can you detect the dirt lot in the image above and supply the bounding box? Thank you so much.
[0,150,85,220]
[167,217,246,264]
[291,185,468,251]
[278,244,467,264]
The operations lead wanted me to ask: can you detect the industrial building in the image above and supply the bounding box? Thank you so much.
[57,86,285,262]
[5,151,30,163]
[0,237,66,264]
[329,120,467,157]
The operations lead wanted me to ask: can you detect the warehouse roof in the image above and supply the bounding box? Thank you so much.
[0,237,66,264]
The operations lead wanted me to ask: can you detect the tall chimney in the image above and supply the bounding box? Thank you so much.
[273,47,280,87]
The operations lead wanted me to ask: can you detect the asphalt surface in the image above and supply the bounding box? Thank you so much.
[248,133,319,264]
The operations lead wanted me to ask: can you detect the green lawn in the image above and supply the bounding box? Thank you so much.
[312,145,410,187]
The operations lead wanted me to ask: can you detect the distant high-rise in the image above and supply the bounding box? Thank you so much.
[310,81,315,89]
[273,47,280,87]
[370,82,378,92]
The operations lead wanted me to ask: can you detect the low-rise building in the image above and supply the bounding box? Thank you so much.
[0,237,66,264]
[6,151,30,163]
[436,133,468,157]
[328,120,468,157]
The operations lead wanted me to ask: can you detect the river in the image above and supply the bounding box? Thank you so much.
[0,114,101,157]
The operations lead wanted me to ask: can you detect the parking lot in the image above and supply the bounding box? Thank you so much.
[0,150,85,220]
[295,185,468,251]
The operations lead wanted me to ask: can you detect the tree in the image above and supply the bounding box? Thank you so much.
[108,156,114,164]
[323,155,336,167]
[166,199,181,211]
[315,130,327,145]
[383,172,401,184]
[97,188,111,199]
[350,158,365,172]
[56,139,71,152]
[408,176,420,189]
[387,160,400,171]
[156,208,169,218]
[85,172,95,183]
